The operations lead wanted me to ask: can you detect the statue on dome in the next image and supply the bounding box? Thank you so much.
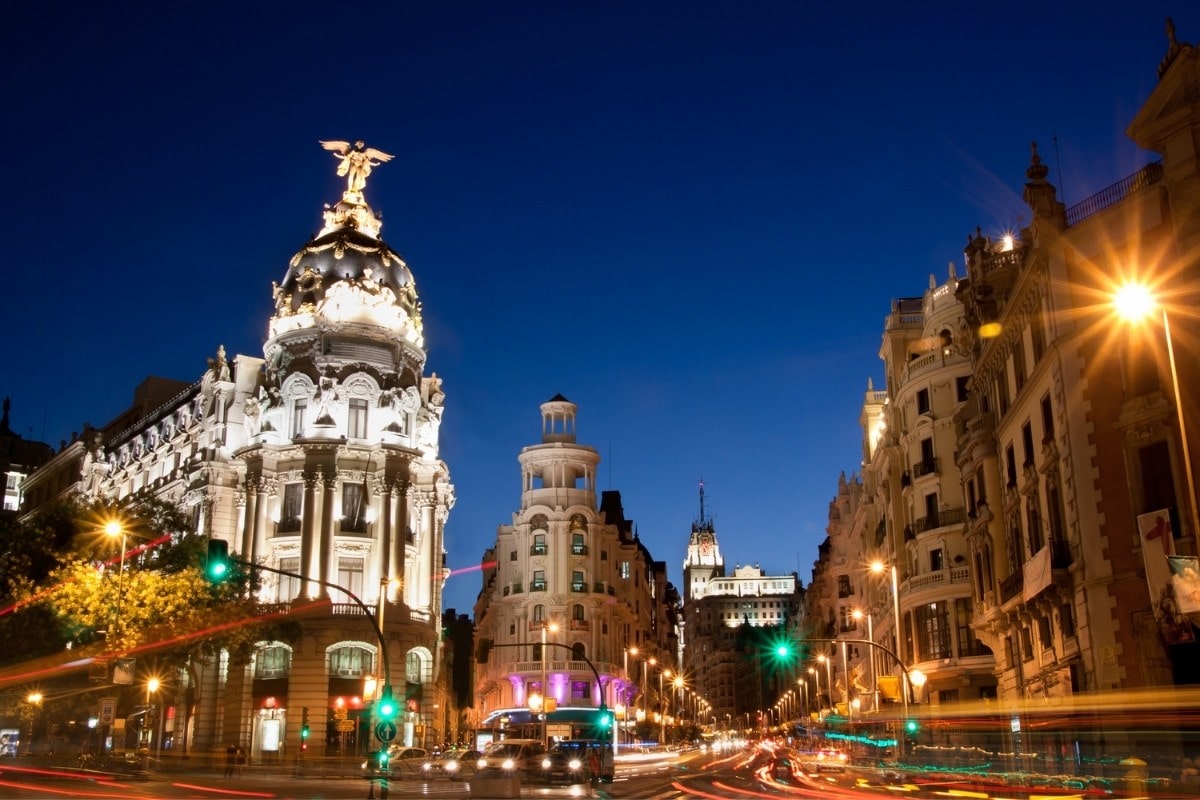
[320,139,394,196]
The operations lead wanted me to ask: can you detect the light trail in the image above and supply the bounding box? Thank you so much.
[171,782,277,797]
[444,560,496,579]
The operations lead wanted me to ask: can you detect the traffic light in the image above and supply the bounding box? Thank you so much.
[378,686,397,720]
[904,718,920,739]
[300,706,310,747]
[597,705,614,729]
[205,539,230,582]
[378,749,390,770]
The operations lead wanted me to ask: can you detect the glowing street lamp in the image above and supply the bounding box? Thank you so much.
[1114,283,1200,539]
[105,518,128,643]
[540,621,559,745]
[870,560,909,726]
[25,692,43,755]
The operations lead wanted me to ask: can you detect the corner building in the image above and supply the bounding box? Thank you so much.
[22,151,454,759]
[473,396,660,741]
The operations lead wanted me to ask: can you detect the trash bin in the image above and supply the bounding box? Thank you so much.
[470,768,521,798]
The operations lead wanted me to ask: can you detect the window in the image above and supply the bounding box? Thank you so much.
[838,605,856,632]
[1020,627,1034,661]
[255,645,291,679]
[619,561,630,580]
[572,604,585,622]
[1026,495,1045,553]
[1013,337,1027,392]
[533,604,545,622]
[1040,395,1054,442]
[572,532,587,555]
[997,371,1010,415]
[1060,603,1076,638]
[837,575,852,598]
[1038,615,1053,649]
[918,437,935,475]
[1031,311,1047,362]
[601,550,608,561]
[955,598,986,657]
[915,601,951,660]
[510,550,517,561]
[1005,445,1017,487]
[280,483,303,533]
[956,376,970,403]
[336,558,364,603]
[531,570,546,592]
[329,645,374,677]
[348,398,368,439]
[571,642,586,661]
[342,483,367,532]
[531,533,547,555]
[571,680,591,700]
[572,571,586,592]
[916,388,930,415]
[930,548,944,571]
[278,557,301,601]
[291,399,307,438]
[1022,421,1035,466]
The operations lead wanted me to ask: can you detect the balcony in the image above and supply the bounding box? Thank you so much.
[572,545,589,556]
[914,506,967,533]
[571,583,586,593]
[530,580,547,592]
[905,565,971,594]
[570,619,590,631]
[911,458,938,478]
[1000,570,1024,604]
[530,544,548,556]
[277,517,301,535]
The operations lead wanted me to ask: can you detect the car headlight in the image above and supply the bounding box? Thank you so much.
[568,759,581,770]
[477,758,487,768]
[423,762,433,771]
[542,757,552,769]
[502,758,515,770]
[445,760,459,771]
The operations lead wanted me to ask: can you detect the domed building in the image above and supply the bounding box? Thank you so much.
[21,142,454,759]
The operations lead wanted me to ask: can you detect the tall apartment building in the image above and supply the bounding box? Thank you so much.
[472,396,673,741]
[20,146,454,758]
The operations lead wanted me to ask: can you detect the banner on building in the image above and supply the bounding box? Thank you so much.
[1138,509,1194,643]
[1023,545,1052,601]
[1169,556,1200,616]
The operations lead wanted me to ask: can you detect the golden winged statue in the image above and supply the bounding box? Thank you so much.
[320,140,394,195]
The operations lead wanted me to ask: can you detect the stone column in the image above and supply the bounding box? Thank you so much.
[321,472,338,598]
[301,472,319,597]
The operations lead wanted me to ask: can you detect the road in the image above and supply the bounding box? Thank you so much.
[0,745,1184,799]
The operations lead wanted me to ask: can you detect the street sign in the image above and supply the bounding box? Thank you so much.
[374,721,397,742]
[333,708,348,720]
[336,719,356,732]
[99,697,116,726]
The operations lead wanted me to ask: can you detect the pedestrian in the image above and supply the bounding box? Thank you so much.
[224,743,236,778]
[588,747,601,788]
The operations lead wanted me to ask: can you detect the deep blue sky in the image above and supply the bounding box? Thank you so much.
[3,2,1196,617]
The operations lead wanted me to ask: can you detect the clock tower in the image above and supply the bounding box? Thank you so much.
[683,481,724,602]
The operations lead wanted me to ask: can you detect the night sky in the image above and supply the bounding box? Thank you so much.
[3,2,1196,617]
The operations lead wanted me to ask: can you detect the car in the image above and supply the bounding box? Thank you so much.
[771,755,795,779]
[534,739,613,785]
[362,745,429,773]
[421,748,480,780]
[474,738,546,775]
[810,748,848,772]
[536,745,588,785]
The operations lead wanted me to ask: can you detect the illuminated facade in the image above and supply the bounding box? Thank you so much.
[20,146,454,758]
[472,396,664,740]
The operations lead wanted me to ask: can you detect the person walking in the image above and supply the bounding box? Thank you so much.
[224,743,237,778]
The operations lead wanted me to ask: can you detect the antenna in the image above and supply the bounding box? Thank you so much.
[1053,134,1067,207]
[698,478,707,526]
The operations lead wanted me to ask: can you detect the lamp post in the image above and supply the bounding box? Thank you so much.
[105,519,128,644]
[144,677,160,767]
[25,692,43,755]
[1114,283,1200,538]
[540,621,559,746]
[658,669,671,745]
[853,609,877,712]
[871,560,909,727]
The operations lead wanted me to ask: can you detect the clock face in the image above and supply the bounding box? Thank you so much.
[700,543,712,556]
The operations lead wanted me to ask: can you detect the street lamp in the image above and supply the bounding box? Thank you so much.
[853,608,877,712]
[144,677,160,765]
[658,669,671,745]
[25,692,43,755]
[105,518,128,644]
[1114,283,1200,538]
[870,560,909,726]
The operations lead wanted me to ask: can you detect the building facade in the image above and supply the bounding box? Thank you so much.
[20,145,454,759]
[472,396,664,741]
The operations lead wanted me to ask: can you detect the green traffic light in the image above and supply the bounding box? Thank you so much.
[300,724,310,739]
[378,686,397,720]
[904,719,919,733]
[205,539,230,582]
[777,645,789,657]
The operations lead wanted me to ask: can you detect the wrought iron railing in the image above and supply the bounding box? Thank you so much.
[1065,161,1164,225]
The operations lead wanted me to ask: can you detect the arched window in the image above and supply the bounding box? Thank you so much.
[328,644,375,677]
[533,604,546,622]
[254,643,292,679]
[571,642,586,661]
[572,604,585,622]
